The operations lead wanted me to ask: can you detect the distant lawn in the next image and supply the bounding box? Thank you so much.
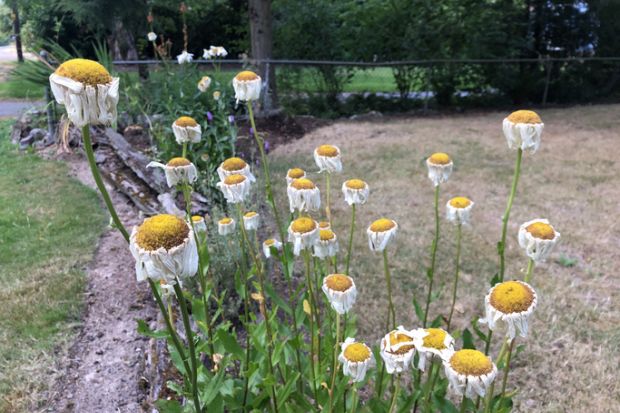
[0,120,105,412]
[0,63,45,100]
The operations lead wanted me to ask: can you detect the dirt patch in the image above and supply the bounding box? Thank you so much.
[46,152,155,412]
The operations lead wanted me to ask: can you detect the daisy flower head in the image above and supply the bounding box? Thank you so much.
[147,157,197,188]
[204,45,228,59]
[380,326,417,374]
[338,338,375,382]
[412,328,454,371]
[49,58,119,127]
[518,219,560,263]
[129,214,198,284]
[318,220,331,230]
[446,196,474,226]
[426,152,453,186]
[314,144,342,173]
[218,217,235,236]
[322,273,357,314]
[262,238,282,258]
[216,174,251,204]
[286,168,306,186]
[502,110,544,154]
[243,211,260,231]
[217,157,256,183]
[287,178,321,213]
[443,349,497,398]
[367,218,398,252]
[313,229,339,259]
[479,280,537,340]
[197,75,212,92]
[176,50,193,64]
[232,70,261,103]
[287,217,319,256]
[342,179,369,206]
[147,32,157,42]
[172,116,202,144]
[190,215,207,235]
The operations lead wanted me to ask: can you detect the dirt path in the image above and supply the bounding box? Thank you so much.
[47,153,155,412]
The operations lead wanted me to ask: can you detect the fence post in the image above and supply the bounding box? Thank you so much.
[262,61,273,112]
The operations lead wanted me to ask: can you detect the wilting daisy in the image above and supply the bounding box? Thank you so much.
[262,238,282,258]
[147,32,157,42]
[147,157,197,187]
[322,273,357,314]
[287,178,321,213]
[380,326,417,374]
[176,50,193,64]
[243,211,260,231]
[314,229,339,259]
[479,280,537,340]
[129,214,198,284]
[502,110,544,154]
[217,157,256,182]
[159,279,176,299]
[218,217,235,236]
[204,45,228,59]
[197,76,211,92]
[172,116,202,144]
[367,218,398,252]
[49,58,119,127]
[412,328,454,371]
[190,215,207,235]
[342,179,369,206]
[232,70,261,103]
[286,168,306,185]
[518,219,560,263]
[446,196,474,226]
[318,221,331,230]
[213,91,221,101]
[338,338,374,382]
[217,174,251,204]
[314,144,342,173]
[287,217,319,256]
[426,152,453,186]
[443,349,497,398]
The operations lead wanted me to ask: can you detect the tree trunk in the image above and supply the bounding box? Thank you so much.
[249,0,278,111]
[11,2,24,63]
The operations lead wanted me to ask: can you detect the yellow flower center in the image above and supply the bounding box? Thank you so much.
[316,144,339,157]
[135,214,189,251]
[449,197,472,209]
[244,211,258,218]
[235,70,259,81]
[370,218,395,232]
[490,281,534,313]
[291,178,316,190]
[422,328,448,350]
[343,342,371,362]
[222,157,247,171]
[288,168,305,179]
[224,174,247,185]
[191,215,203,222]
[450,349,493,376]
[345,179,366,190]
[175,116,198,127]
[167,157,191,167]
[325,274,352,292]
[387,331,415,355]
[55,58,112,86]
[219,217,232,225]
[291,217,316,234]
[507,110,542,124]
[264,238,276,246]
[319,229,335,241]
[429,152,451,165]
[319,221,331,229]
[526,222,555,240]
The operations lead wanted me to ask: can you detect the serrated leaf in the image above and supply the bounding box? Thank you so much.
[155,399,183,413]
[136,318,169,339]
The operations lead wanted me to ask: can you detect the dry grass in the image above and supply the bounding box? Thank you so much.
[269,105,620,412]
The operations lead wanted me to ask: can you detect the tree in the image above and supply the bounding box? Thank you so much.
[249,0,277,110]
[9,0,24,62]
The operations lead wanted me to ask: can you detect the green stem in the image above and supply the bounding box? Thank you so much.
[524,258,535,284]
[328,312,341,413]
[499,148,523,283]
[304,250,320,408]
[423,184,441,327]
[349,384,359,413]
[173,282,202,413]
[447,223,462,332]
[423,356,440,410]
[345,204,356,275]
[388,374,401,413]
[182,142,188,158]
[500,339,516,399]
[325,172,332,224]
[81,125,129,242]
[460,391,468,413]
[383,249,396,330]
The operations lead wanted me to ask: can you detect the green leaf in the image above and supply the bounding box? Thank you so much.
[433,395,459,413]
[264,282,291,314]
[216,329,244,359]
[462,328,476,349]
[277,372,300,410]
[155,399,183,413]
[490,272,500,286]
[136,319,169,339]
[412,297,424,323]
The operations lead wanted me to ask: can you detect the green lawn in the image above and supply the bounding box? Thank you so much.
[0,120,105,412]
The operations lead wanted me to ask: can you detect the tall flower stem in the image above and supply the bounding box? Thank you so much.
[383,249,396,330]
[282,256,304,393]
[460,391,468,413]
[345,204,356,275]
[423,356,441,410]
[173,282,202,413]
[524,258,535,283]
[349,384,359,413]
[423,184,441,327]
[498,148,523,283]
[499,339,516,398]
[81,125,129,242]
[447,223,463,331]
[303,250,320,408]
[325,172,332,224]
[388,374,401,413]
[328,312,341,413]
